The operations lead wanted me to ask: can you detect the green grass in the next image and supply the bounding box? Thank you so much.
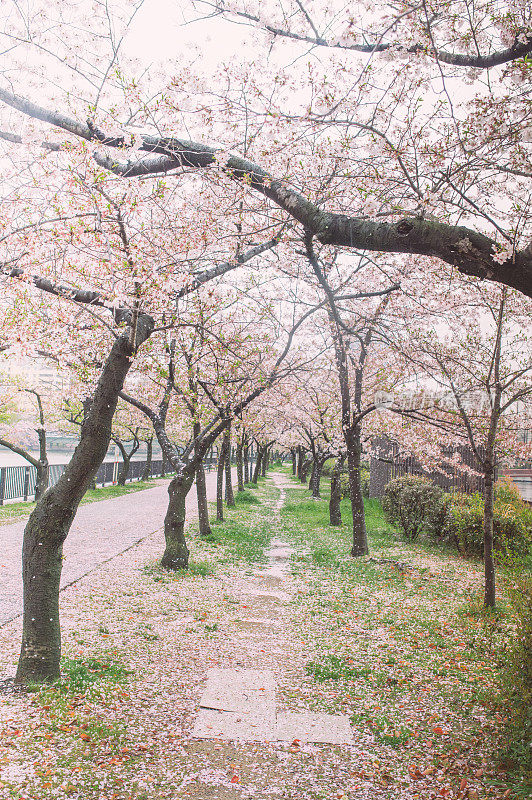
[0,478,158,524]
[142,558,214,583]
[189,481,277,565]
[278,478,527,796]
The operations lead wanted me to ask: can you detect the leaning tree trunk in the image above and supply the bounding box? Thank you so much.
[224,428,235,507]
[141,437,153,481]
[216,440,226,521]
[329,456,345,526]
[345,425,368,556]
[16,322,152,685]
[483,464,496,608]
[252,449,262,484]
[236,441,244,492]
[161,471,195,569]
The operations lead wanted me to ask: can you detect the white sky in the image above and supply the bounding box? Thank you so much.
[124,0,250,69]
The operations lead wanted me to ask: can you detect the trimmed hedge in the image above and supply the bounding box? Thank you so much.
[443,478,532,558]
[382,475,447,541]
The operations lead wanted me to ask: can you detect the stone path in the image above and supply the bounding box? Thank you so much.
[0,470,230,625]
[192,475,354,746]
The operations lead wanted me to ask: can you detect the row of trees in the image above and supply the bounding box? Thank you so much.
[0,0,530,684]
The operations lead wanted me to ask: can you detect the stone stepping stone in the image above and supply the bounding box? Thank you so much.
[193,669,354,745]
[243,589,291,603]
[275,711,355,745]
[193,707,276,741]
[199,668,276,713]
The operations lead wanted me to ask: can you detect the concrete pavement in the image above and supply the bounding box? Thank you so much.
[0,470,227,625]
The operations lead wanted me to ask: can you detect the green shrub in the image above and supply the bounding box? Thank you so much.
[382,475,447,541]
[339,471,350,499]
[444,479,532,558]
[361,468,370,498]
[337,468,369,499]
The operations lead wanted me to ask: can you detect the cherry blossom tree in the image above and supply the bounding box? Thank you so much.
[388,283,532,606]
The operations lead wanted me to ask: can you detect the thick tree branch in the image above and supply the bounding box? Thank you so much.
[1,89,531,296]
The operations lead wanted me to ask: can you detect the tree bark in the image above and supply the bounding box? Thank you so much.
[15,319,153,684]
[311,458,325,498]
[224,427,235,506]
[236,440,244,492]
[291,448,297,475]
[243,443,250,484]
[300,457,311,484]
[193,424,212,537]
[297,446,305,480]
[161,472,194,569]
[117,455,131,486]
[141,437,153,481]
[329,455,345,526]
[261,446,269,477]
[252,448,262,484]
[216,441,226,521]
[346,426,368,556]
[483,464,496,607]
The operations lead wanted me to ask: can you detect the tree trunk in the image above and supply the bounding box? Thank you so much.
[329,456,344,526]
[16,321,153,684]
[261,447,269,477]
[193,423,212,536]
[252,448,262,484]
[35,427,49,502]
[300,458,311,484]
[297,446,305,480]
[117,455,131,486]
[483,465,496,608]
[309,460,317,492]
[141,437,153,481]
[311,458,324,498]
[224,428,235,506]
[161,472,194,569]
[346,426,368,556]
[291,448,297,475]
[236,441,244,492]
[216,441,225,521]
[34,461,50,503]
[243,444,250,483]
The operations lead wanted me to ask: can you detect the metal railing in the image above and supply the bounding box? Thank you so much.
[0,458,170,505]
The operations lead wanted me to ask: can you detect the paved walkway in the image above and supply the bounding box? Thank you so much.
[0,470,228,625]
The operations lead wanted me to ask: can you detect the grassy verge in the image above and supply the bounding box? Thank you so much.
[279,478,528,799]
[142,480,277,585]
[0,479,160,525]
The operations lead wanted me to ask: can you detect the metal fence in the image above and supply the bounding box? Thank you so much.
[369,437,486,499]
[0,457,171,505]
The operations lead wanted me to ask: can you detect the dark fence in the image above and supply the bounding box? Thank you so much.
[369,438,486,499]
[0,457,171,505]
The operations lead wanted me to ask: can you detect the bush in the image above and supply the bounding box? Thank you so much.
[337,467,369,500]
[382,475,447,541]
[444,478,532,558]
